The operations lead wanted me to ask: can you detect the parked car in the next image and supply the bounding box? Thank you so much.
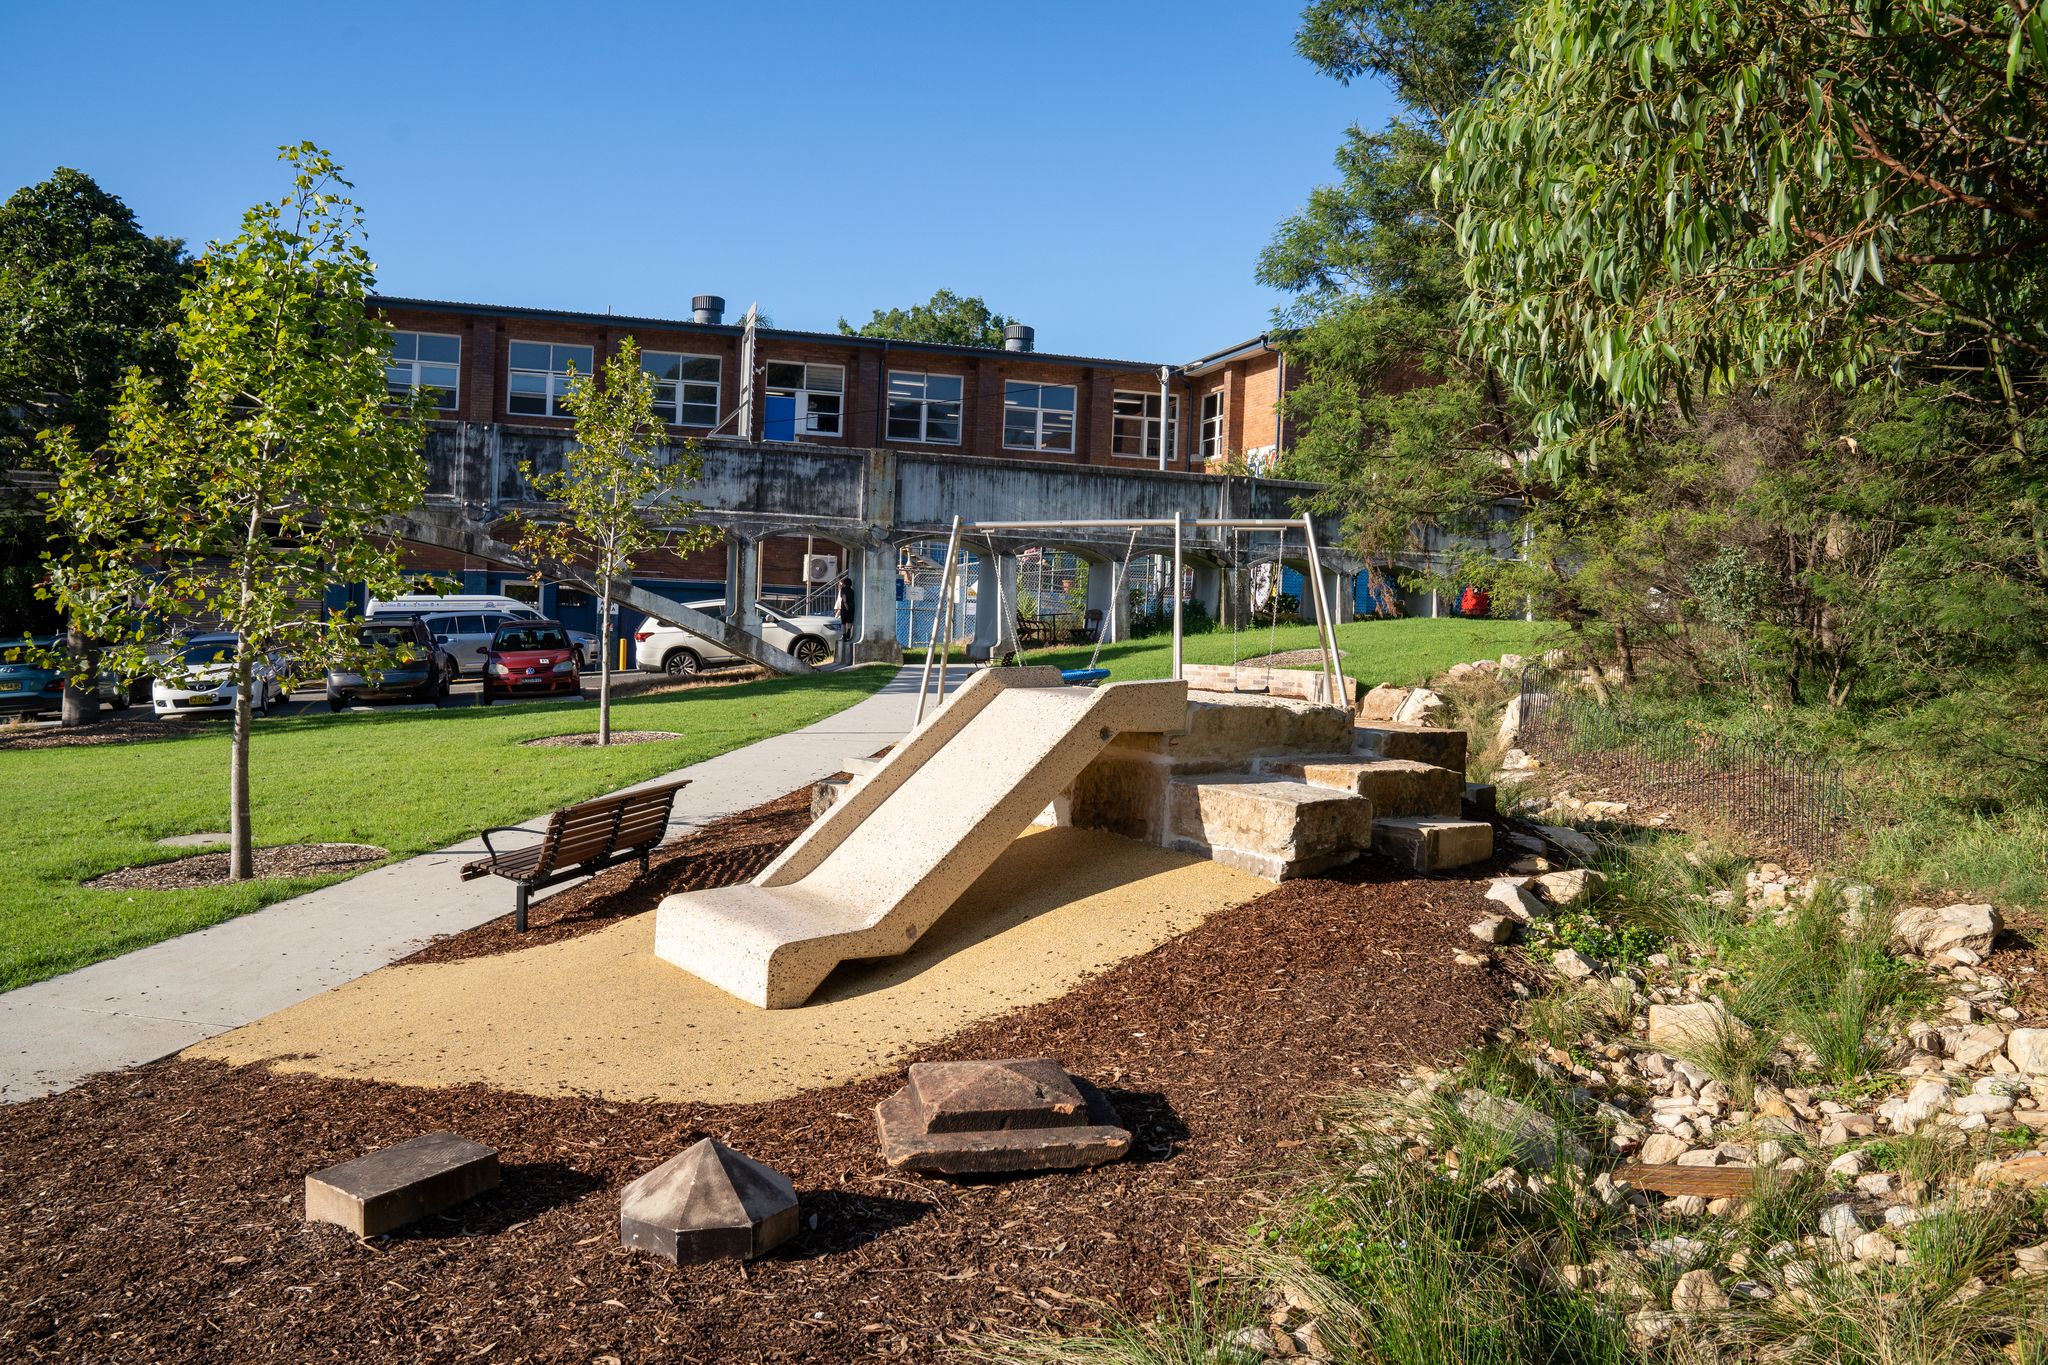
[632,599,842,676]
[0,637,134,718]
[151,635,287,716]
[479,620,582,704]
[368,600,597,675]
[325,618,457,710]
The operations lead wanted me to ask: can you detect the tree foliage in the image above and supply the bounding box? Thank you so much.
[39,144,427,878]
[515,338,715,745]
[1444,0,2048,458]
[837,288,1015,348]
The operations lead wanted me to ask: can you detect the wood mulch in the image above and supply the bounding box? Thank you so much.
[522,730,684,748]
[0,715,196,749]
[1234,648,1348,669]
[0,855,1512,1363]
[83,843,389,891]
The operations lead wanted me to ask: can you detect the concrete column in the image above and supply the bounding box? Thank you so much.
[1219,555,1251,631]
[1329,569,1358,624]
[725,533,760,637]
[1190,561,1223,629]
[853,538,900,664]
[968,550,1020,660]
[1083,555,1131,644]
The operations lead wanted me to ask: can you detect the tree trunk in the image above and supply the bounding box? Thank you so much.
[229,651,254,881]
[59,618,96,728]
[597,586,611,746]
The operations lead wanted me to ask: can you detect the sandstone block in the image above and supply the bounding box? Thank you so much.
[1353,723,1468,770]
[875,1059,1130,1175]
[1357,684,1410,722]
[1169,775,1372,881]
[1255,755,1462,818]
[1373,816,1493,872]
[1646,1002,1748,1053]
[305,1132,500,1238]
[619,1138,799,1265]
[1891,903,2001,959]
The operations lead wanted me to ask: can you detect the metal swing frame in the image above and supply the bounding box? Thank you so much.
[915,512,1342,724]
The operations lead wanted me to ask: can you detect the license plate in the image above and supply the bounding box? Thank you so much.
[0,681,18,692]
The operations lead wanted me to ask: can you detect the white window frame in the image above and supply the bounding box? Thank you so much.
[1111,390,1179,461]
[387,330,461,411]
[885,370,964,445]
[762,360,845,440]
[506,340,594,419]
[1199,390,1226,459]
[641,351,721,427]
[1002,380,1078,452]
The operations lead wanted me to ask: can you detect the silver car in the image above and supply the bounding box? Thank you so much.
[632,600,841,675]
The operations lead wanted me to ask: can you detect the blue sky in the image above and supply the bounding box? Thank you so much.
[0,2,1394,362]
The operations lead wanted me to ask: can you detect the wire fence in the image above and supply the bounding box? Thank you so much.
[1516,666,1855,861]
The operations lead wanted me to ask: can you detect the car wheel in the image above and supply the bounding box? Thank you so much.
[663,649,702,677]
[791,635,832,667]
[107,692,130,712]
[329,695,348,713]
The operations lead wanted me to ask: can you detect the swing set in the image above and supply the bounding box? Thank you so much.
[914,513,1343,724]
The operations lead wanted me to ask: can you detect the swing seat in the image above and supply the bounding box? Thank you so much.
[1060,667,1111,686]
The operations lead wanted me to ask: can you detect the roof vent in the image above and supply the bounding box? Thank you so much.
[1002,323,1035,353]
[692,294,725,325]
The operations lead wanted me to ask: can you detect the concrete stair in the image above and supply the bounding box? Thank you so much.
[1167,774,1373,881]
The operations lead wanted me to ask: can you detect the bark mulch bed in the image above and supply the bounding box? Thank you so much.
[399,786,821,966]
[0,862,1512,1363]
[83,843,388,891]
[1235,647,1349,670]
[0,715,197,749]
[522,730,684,748]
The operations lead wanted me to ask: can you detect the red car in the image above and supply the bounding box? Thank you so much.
[479,620,583,704]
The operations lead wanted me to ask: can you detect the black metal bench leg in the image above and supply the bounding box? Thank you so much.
[515,883,529,934]
[640,849,651,876]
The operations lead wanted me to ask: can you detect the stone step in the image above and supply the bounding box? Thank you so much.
[1372,815,1494,873]
[1354,723,1468,772]
[1253,754,1464,819]
[305,1132,500,1237]
[1167,774,1372,881]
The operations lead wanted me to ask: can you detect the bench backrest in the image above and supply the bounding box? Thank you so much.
[532,779,688,878]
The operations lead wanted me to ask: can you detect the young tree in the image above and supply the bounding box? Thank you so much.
[837,288,1016,347]
[0,168,188,723]
[40,144,428,879]
[516,337,715,745]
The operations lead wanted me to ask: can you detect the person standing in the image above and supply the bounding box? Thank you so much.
[833,575,855,665]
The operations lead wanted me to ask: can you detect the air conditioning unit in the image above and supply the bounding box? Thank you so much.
[803,553,839,583]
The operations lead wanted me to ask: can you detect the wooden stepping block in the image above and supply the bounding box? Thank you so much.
[876,1058,1131,1176]
[619,1138,799,1265]
[1614,1163,1758,1200]
[305,1132,500,1237]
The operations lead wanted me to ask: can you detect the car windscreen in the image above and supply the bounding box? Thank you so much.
[178,641,236,665]
[357,626,417,652]
[493,626,569,651]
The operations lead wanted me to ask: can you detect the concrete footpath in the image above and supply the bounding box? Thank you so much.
[0,664,968,1103]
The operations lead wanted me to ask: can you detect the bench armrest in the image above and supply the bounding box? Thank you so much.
[477,826,527,863]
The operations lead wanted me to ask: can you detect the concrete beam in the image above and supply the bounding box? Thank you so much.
[389,511,813,676]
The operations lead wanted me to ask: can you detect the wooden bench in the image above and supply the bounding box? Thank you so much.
[459,779,691,932]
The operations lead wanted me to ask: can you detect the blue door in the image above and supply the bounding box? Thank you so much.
[763,393,797,443]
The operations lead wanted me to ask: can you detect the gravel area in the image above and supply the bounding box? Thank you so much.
[83,843,388,890]
[521,730,684,748]
[0,859,1511,1363]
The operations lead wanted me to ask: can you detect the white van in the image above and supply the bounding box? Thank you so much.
[366,595,597,675]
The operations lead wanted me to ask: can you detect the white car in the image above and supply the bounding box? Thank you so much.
[151,636,288,716]
[633,599,842,675]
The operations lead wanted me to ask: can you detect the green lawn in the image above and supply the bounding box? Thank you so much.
[0,667,895,991]
[911,616,1555,688]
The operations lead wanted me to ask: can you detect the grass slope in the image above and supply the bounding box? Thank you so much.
[914,616,1555,689]
[0,668,893,991]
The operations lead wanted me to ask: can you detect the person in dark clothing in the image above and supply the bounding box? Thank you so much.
[833,576,855,664]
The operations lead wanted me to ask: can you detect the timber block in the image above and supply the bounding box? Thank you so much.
[305,1132,500,1237]
[1354,723,1468,772]
[1254,755,1463,819]
[1372,816,1494,873]
[876,1059,1130,1175]
[620,1138,799,1265]
[1168,774,1372,881]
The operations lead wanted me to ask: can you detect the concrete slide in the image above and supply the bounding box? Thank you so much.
[653,667,1189,1008]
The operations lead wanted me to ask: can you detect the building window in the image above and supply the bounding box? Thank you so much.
[1200,390,1226,459]
[1111,391,1179,460]
[386,331,460,410]
[1002,381,1076,452]
[507,341,594,418]
[642,352,720,427]
[886,371,963,444]
[763,361,844,440]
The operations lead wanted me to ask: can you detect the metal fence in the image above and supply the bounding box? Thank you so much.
[1516,666,1854,860]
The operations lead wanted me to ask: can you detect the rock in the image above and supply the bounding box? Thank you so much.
[1535,824,1599,861]
[1953,1092,2014,1116]
[1951,1024,2009,1069]
[1485,878,1548,922]
[1890,903,2000,959]
[1638,1133,1691,1165]
[1855,1172,1896,1198]
[1646,1235,1714,1268]
[1671,1268,1729,1314]
[1229,1326,1280,1355]
[1647,1001,1748,1053]
[304,1132,501,1238]
[1819,1202,1864,1244]
[1469,915,1515,945]
[1496,692,1548,747]
[1879,1079,1953,1133]
[1392,688,1443,724]
[1628,1311,1682,1344]
[2014,1242,2048,1278]
[1455,1090,1590,1168]
[2009,1029,2048,1076]
[1827,1151,1867,1178]
[619,1138,799,1265]
[1552,948,1600,981]
[1454,950,1488,966]
[1974,1154,2048,1189]
[1533,868,1605,907]
[1851,1231,1894,1262]
[874,1059,1131,1175]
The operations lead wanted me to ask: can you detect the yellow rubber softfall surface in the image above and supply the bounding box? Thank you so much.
[186,828,1266,1104]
